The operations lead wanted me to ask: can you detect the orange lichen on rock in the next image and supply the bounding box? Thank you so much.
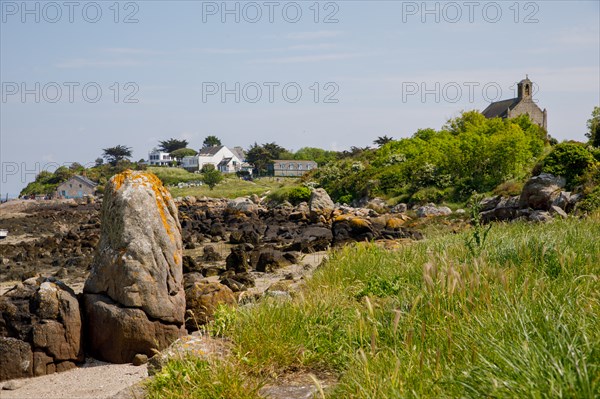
[333,214,352,223]
[386,218,406,230]
[349,217,371,229]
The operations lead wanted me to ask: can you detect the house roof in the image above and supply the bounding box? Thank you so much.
[198,145,224,156]
[272,159,317,165]
[65,175,98,187]
[482,98,519,119]
[230,147,245,161]
[218,157,232,166]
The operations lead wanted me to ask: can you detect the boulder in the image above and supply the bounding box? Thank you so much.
[201,245,222,262]
[479,196,502,212]
[83,294,185,363]
[332,216,376,244]
[480,196,520,223]
[365,198,389,214]
[552,191,572,211]
[185,281,236,330]
[182,255,201,274]
[390,203,407,214]
[0,337,33,381]
[550,205,568,219]
[519,173,566,211]
[229,226,261,245]
[416,204,452,218]
[287,226,333,253]
[250,194,261,204]
[528,210,553,223]
[227,197,259,215]
[309,188,335,222]
[225,245,251,273]
[255,249,292,273]
[0,278,83,381]
[83,171,186,363]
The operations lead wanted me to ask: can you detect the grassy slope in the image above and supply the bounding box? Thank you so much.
[147,215,600,398]
[147,167,201,186]
[168,176,300,199]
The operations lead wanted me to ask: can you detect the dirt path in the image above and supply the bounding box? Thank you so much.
[0,359,147,399]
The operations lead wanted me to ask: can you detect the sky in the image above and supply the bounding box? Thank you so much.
[1,0,599,197]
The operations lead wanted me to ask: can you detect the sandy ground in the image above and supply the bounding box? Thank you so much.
[0,359,148,399]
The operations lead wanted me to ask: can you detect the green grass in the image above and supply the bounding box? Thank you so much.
[168,176,298,199]
[147,167,201,186]
[147,357,263,399]
[147,215,600,398]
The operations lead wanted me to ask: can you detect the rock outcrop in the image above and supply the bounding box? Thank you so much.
[519,173,566,211]
[309,188,335,222]
[480,173,578,223]
[416,204,452,218]
[0,277,83,381]
[83,170,186,364]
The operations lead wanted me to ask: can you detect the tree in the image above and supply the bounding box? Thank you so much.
[94,158,104,166]
[170,148,198,161]
[102,145,132,165]
[158,139,188,153]
[201,164,216,173]
[586,106,600,147]
[263,142,287,159]
[203,135,222,148]
[202,168,223,190]
[53,166,74,183]
[293,147,339,166]
[246,142,289,175]
[69,162,84,171]
[374,135,393,147]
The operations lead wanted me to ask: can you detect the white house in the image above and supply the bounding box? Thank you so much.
[182,145,245,173]
[147,149,174,166]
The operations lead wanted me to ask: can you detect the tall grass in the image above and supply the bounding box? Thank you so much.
[147,216,600,398]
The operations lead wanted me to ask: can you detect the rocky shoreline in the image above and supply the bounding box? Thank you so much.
[0,174,426,395]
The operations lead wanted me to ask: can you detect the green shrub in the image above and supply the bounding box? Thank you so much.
[337,194,353,205]
[493,180,524,197]
[540,142,596,189]
[355,275,403,298]
[410,186,445,204]
[287,186,311,204]
[208,304,238,337]
[316,112,545,201]
[202,169,223,190]
[578,186,600,213]
[267,185,311,205]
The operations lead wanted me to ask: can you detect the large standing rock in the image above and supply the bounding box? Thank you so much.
[519,173,566,211]
[309,188,335,222]
[0,277,83,381]
[83,170,186,364]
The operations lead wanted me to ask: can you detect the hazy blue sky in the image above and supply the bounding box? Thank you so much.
[1,0,599,197]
